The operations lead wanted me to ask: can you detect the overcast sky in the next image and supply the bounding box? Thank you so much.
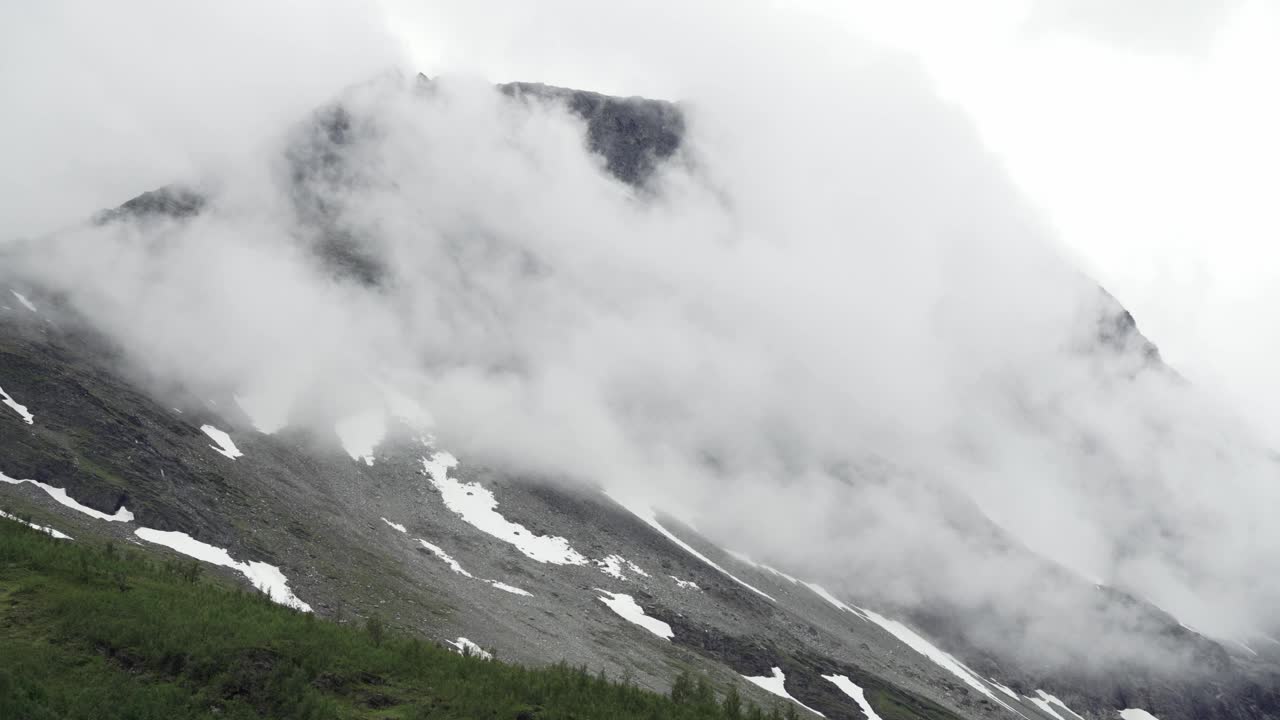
[388,0,1280,441]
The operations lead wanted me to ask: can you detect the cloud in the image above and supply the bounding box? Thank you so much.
[3,0,1278,675]
[0,0,403,239]
[1024,0,1243,55]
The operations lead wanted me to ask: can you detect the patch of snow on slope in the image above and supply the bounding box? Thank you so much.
[989,679,1019,700]
[0,509,72,539]
[335,410,383,465]
[241,562,311,611]
[671,576,700,590]
[1118,711,1160,720]
[488,580,532,596]
[134,527,311,611]
[446,637,493,659]
[416,537,532,595]
[597,555,625,579]
[823,675,883,720]
[0,385,34,424]
[606,493,775,601]
[742,667,824,717]
[424,452,587,565]
[803,582,869,620]
[596,590,673,640]
[729,550,795,579]
[418,539,474,577]
[10,290,37,312]
[595,554,649,580]
[1029,694,1065,720]
[201,425,243,459]
[1032,691,1085,720]
[382,518,407,533]
[857,606,1014,712]
[1,472,134,522]
[729,550,865,619]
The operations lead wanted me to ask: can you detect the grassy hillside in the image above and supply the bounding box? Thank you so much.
[0,517,798,720]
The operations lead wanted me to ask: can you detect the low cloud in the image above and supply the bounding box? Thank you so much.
[3,0,1276,675]
[1023,0,1243,56]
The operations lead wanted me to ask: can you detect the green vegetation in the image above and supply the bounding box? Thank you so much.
[0,517,790,719]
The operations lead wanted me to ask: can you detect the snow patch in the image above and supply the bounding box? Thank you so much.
[597,555,626,579]
[488,580,532,596]
[803,582,869,620]
[596,589,673,640]
[595,554,649,580]
[446,637,492,659]
[381,518,407,533]
[0,472,134,522]
[416,537,532,595]
[1032,691,1085,720]
[857,606,1015,712]
[607,494,775,601]
[418,539,474,577]
[134,527,310,611]
[741,667,824,717]
[0,509,72,539]
[0,385,34,424]
[730,550,800,583]
[989,679,1019,700]
[671,576,700,590]
[201,425,243,459]
[823,675,882,720]
[11,290,37,312]
[1029,694,1065,720]
[730,551,867,620]
[335,410,383,465]
[1119,711,1161,720]
[424,453,587,565]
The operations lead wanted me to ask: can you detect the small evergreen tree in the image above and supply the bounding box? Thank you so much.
[365,614,386,646]
[694,675,715,707]
[671,670,696,705]
[722,684,743,720]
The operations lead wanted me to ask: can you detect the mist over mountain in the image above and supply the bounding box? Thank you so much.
[4,3,1280,720]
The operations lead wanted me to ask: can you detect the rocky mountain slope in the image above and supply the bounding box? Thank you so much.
[3,76,1278,719]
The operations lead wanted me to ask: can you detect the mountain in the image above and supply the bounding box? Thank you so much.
[3,74,1279,720]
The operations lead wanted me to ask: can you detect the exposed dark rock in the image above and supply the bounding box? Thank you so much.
[499,81,684,187]
[93,185,205,224]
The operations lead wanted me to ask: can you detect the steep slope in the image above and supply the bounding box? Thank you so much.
[3,77,1279,720]
[0,518,788,720]
[0,289,979,719]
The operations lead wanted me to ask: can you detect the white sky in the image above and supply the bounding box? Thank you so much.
[837,0,1280,429]
[392,0,1280,440]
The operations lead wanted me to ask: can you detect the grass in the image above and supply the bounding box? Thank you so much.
[0,516,798,719]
